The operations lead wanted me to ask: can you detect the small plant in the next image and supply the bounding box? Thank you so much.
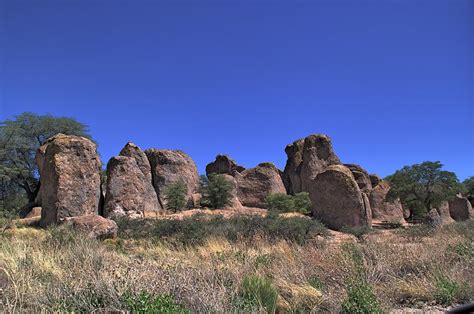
[265,192,311,214]
[164,181,187,212]
[433,275,469,306]
[448,241,474,258]
[341,225,372,240]
[123,291,189,314]
[200,174,233,209]
[308,276,325,291]
[238,275,277,313]
[397,223,436,241]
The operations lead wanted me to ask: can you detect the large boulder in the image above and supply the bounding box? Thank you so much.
[309,165,371,230]
[62,215,118,240]
[36,134,102,227]
[425,209,443,227]
[449,196,474,221]
[344,164,372,192]
[369,181,405,223]
[369,174,381,188]
[119,142,153,182]
[434,201,454,225]
[283,134,341,194]
[206,155,245,176]
[234,163,286,208]
[104,155,162,219]
[145,149,199,209]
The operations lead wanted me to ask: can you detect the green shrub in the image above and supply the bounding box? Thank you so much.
[200,174,233,209]
[448,241,474,258]
[265,192,311,214]
[341,225,373,240]
[433,275,470,306]
[238,275,277,313]
[123,291,189,314]
[397,224,436,241]
[164,181,187,212]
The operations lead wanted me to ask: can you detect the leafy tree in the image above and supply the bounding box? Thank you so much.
[265,192,312,214]
[200,174,233,209]
[462,176,474,199]
[386,161,465,217]
[164,181,187,212]
[0,112,90,204]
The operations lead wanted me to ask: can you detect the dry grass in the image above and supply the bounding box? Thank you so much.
[0,218,473,313]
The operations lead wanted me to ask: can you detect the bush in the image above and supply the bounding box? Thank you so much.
[341,225,373,240]
[123,291,189,314]
[433,274,470,306]
[237,275,277,313]
[265,192,311,214]
[164,181,187,212]
[200,174,233,209]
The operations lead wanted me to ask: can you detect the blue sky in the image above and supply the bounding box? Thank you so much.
[1,0,473,179]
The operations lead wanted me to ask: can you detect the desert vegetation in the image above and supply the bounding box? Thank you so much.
[0,218,473,312]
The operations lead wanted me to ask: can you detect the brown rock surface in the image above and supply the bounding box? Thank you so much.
[344,164,372,192]
[25,207,42,219]
[235,163,286,208]
[309,165,371,230]
[425,209,443,227]
[282,139,305,194]
[369,174,381,188]
[104,155,161,219]
[369,181,405,223]
[434,201,454,225]
[36,134,102,227]
[145,149,199,209]
[448,196,474,221]
[119,142,153,181]
[205,155,245,176]
[63,215,118,240]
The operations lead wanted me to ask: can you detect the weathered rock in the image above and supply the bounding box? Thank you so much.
[369,181,405,223]
[425,209,443,227]
[282,139,305,194]
[403,207,411,220]
[221,174,242,208]
[298,135,342,192]
[104,155,161,219]
[119,142,153,182]
[145,149,199,209]
[369,174,381,188]
[449,196,474,221]
[25,207,42,219]
[206,155,245,176]
[434,201,454,225]
[19,201,36,219]
[63,215,118,240]
[235,163,286,208]
[344,164,372,192]
[309,165,371,230]
[37,134,102,227]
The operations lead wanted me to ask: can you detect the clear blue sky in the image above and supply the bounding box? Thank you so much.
[1,0,473,179]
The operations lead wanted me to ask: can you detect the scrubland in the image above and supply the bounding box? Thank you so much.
[0,215,473,313]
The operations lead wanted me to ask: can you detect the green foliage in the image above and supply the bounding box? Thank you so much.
[386,161,464,218]
[308,276,325,291]
[164,181,187,212]
[123,291,189,314]
[0,112,90,206]
[265,192,311,214]
[397,224,436,241]
[341,225,372,240]
[200,174,233,209]
[341,244,382,314]
[433,274,470,306]
[117,214,329,246]
[448,241,474,258]
[463,176,474,199]
[238,275,277,313]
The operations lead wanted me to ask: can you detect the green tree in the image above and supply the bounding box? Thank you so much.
[200,174,233,209]
[164,181,187,212]
[0,112,90,204]
[462,176,474,199]
[265,192,311,214]
[386,161,464,217]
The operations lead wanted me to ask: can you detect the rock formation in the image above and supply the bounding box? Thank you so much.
[62,215,118,240]
[369,174,381,188]
[344,164,372,192]
[206,155,245,176]
[234,163,286,208]
[145,149,200,209]
[434,201,454,225]
[104,148,162,218]
[36,134,102,227]
[282,139,305,194]
[308,165,372,230]
[369,181,405,223]
[425,209,443,227]
[449,196,474,221]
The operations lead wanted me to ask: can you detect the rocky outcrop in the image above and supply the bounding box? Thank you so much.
[104,153,161,219]
[119,142,153,182]
[434,201,454,225]
[206,155,245,176]
[62,215,118,240]
[369,174,381,188]
[36,134,102,227]
[425,209,443,227]
[235,163,286,208]
[25,207,42,219]
[219,174,242,208]
[282,139,305,194]
[308,165,371,230]
[283,135,341,194]
[145,149,199,209]
[449,196,474,221]
[344,164,372,192]
[369,181,405,223]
